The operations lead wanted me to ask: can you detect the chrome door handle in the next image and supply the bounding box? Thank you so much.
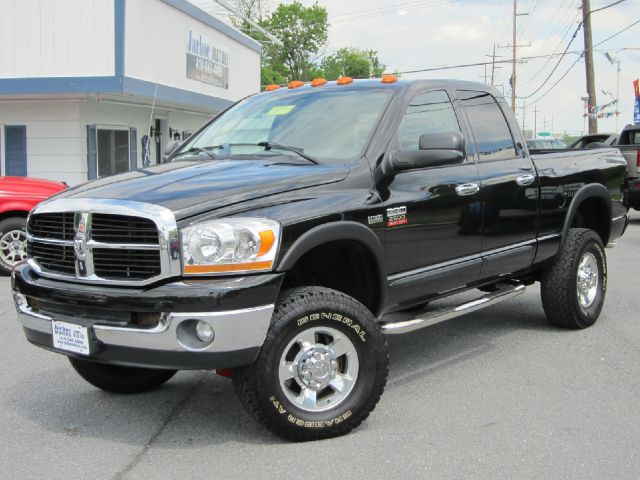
[516,173,536,186]
[455,183,480,196]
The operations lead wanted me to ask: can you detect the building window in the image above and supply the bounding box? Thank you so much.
[4,125,28,176]
[97,129,130,177]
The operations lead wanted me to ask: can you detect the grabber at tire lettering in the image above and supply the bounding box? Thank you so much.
[233,287,389,441]
[541,228,607,329]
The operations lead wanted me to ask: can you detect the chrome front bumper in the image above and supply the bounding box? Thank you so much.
[15,292,274,355]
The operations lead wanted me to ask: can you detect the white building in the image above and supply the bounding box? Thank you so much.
[0,0,261,184]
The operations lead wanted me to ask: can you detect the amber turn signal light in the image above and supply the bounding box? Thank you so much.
[381,74,397,84]
[288,80,304,89]
[264,84,281,91]
[311,78,327,87]
[336,76,353,85]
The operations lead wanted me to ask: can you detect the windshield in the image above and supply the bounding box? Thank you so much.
[527,139,567,149]
[178,88,394,164]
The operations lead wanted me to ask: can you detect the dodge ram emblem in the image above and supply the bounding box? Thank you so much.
[74,234,86,257]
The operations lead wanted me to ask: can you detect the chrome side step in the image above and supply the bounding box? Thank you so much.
[381,284,526,335]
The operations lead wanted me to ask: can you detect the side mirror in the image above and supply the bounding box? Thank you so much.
[163,140,181,158]
[392,131,465,171]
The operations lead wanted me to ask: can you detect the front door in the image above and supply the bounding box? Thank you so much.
[457,90,538,279]
[379,89,482,310]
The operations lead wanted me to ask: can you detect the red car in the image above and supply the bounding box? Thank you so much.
[0,176,66,274]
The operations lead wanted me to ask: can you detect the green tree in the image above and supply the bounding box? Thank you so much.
[320,47,386,80]
[261,1,328,82]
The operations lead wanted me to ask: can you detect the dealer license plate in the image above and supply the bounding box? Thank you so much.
[52,320,90,355]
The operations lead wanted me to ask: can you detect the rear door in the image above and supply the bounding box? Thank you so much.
[380,89,482,310]
[456,90,538,279]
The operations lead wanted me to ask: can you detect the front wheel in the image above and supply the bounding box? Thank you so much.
[0,217,27,275]
[68,357,177,394]
[233,287,389,441]
[541,228,607,329]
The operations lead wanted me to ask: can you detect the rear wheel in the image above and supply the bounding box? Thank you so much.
[0,217,27,275]
[68,357,177,394]
[233,287,389,441]
[541,228,607,329]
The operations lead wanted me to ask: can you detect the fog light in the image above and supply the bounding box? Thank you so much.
[196,321,214,344]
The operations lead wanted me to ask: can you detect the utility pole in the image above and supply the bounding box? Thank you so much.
[533,105,538,138]
[511,0,517,112]
[582,0,597,133]
[485,44,503,86]
[521,100,526,131]
[498,1,530,112]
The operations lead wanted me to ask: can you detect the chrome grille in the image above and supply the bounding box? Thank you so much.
[91,214,159,244]
[25,199,180,286]
[26,242,76,274]
[29,213,75,240]
[93,248,161,279]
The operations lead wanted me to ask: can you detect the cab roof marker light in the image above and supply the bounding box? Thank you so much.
[336,76,353,85]
[264,84,281,91]
[381,74,397,84]
[288,80,304,89]
[311,78,327,87]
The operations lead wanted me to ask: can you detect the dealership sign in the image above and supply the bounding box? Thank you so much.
[186,30,229,89]
[634,79,639,124]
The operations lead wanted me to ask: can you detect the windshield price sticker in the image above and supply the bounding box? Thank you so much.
[267,105,296,115]
[52,321,90,355]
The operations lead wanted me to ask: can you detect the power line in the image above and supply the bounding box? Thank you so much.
[394,50,585,75]
[520,21,583,98]
[521,10,580,87]
[331,0,459,23]
[594,18,640,45]
[590,0,629,13]
[527,55,583,106]
[527,18,640,105]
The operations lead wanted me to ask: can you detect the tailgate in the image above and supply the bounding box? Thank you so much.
[618,146,638,177]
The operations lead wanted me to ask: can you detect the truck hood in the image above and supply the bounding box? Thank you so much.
[54,158,349,219]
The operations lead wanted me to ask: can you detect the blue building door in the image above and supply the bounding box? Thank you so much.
[4,126,27,176]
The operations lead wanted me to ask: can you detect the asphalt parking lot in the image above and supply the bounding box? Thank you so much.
[2,213,640,480]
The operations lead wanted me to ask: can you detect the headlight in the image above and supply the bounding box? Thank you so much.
[181,218,280,275]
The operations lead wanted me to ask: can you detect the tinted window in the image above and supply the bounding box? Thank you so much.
[182,88,393,164]
[397,90,460,150]
[458,90,516,161]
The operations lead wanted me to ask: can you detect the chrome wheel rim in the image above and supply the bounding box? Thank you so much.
[0,229,27,267]
[278,326,359,413]
[577,252,599,308]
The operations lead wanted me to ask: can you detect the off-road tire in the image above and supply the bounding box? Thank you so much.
[541,228,607,329]
[68,357,177,394]
[233,287,389,441]
[0,216,27,275]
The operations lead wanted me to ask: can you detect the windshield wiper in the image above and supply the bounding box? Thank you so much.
[174,142,319,164]
[219,142,319,164]
[173,146,218,160]
[256,142,319,164]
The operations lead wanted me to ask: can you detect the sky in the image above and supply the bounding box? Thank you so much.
[192,0,640,136]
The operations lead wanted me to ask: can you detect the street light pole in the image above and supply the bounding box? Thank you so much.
[605,52,621,132]
[580,95,589,135]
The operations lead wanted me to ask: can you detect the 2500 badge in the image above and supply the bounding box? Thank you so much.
[386,206,408,227]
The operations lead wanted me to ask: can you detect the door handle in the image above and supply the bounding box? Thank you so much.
[515,173,536,186]
[455,183,480,196]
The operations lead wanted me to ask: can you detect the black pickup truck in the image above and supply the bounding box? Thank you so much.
[13,79,628,441]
